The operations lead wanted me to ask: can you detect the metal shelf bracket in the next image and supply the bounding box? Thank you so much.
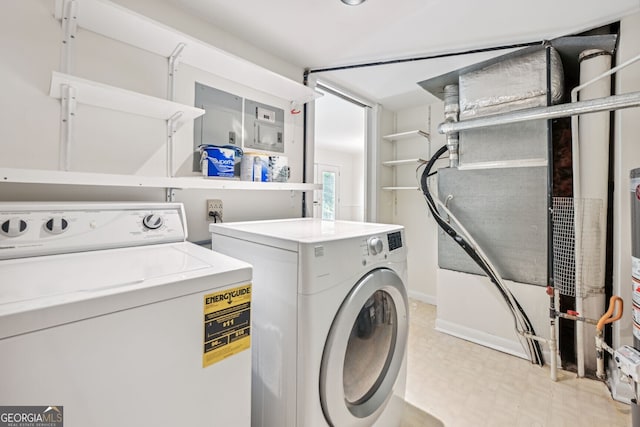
[166,187,176,202]
[60,0,77,74]
[168,42,186,101]
[59,84,77,171]
[166,111,184,177]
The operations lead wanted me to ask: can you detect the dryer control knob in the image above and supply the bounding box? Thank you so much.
[368,237,384,255]
[142,214,163,230]
[0,218,28,237]
[44,217,69,234]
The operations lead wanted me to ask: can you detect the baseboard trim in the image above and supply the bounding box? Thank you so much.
[408,290,437,306]
[435,318,528,360]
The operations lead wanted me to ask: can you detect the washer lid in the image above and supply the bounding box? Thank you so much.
[0,242,252,338]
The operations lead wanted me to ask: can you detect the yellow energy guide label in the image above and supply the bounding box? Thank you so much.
[203,284,251,368]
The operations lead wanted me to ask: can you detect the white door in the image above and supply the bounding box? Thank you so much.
[313,84,366,221]
[319,268,408,426]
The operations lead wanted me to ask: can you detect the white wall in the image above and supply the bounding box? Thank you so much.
[613,11,640,349]
[436,269,552,360]
[352,150,365,222]
[377,108,396,223]
[383,103,447,304]
[315,148,364,221]
[0,1,308,242]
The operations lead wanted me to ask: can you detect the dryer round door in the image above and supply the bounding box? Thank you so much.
[320,268,408,427]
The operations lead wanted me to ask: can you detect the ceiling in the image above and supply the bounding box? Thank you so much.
[162,0,640,110]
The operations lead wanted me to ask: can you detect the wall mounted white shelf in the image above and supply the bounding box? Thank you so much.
[49,71,205,125]
[381,129,430,192]
[381,158,425,167]
[382,130,430,142]
[55,0,319,105]
[0,168,320,191]
[381,187,419,191]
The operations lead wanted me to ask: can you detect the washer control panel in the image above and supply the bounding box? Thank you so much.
[360,230,404,264]
[44,217,70,234]
[367,236,384,255]
[142,213,164,230]
[387,231,403,251]
[0,218,28,237]
[0,203,187,260]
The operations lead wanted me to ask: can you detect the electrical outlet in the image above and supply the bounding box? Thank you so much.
[207,199,223,222]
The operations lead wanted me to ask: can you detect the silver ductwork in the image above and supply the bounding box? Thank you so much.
[436,48,560,286]
[457,48,564,120]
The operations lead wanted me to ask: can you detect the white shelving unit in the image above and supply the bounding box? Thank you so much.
[49,72,205,125]
[381,187,420,191]
[382,130,430,142]
[381,129,430,191]
[54,0,318,105]
[5,0,320,193]
[0,168,321,191]
[381,158,425,167]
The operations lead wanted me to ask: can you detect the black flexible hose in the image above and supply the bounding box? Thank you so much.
[422,150,543,365]
[421,159,543,366]
[420,145,544,366]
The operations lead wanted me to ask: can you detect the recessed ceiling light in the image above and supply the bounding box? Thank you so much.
[341,0,366,5]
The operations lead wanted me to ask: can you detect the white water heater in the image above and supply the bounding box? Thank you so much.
[631,168,640,350]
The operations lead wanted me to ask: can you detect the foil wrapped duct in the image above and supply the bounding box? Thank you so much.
[438,47,565,286]
[459,48,564,120]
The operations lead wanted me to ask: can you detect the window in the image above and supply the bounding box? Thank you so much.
[322,170,337,220]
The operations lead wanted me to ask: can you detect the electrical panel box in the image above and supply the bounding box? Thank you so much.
[193,83,243,170]
[244,99,285,153]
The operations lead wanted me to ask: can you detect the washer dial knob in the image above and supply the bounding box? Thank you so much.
[0,218,28,237]
[142,214,163,230]
[44,217,69,234]
[368,237,384,255]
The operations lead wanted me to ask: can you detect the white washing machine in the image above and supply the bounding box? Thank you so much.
[0,202,252,427]
[210,218,409,427]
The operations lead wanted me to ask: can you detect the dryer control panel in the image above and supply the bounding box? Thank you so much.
[0,203,187,260]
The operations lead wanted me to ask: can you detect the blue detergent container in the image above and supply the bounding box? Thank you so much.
[199,145,243,178]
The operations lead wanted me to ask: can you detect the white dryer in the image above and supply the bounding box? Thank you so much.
[0,202,252,427]
[210,218,409,427]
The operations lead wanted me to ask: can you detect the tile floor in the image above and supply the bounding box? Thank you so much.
[405,299,632,427]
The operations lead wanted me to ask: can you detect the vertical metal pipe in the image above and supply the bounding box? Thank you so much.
[545,45,558,381]
[550,323,558,381]
[443,84,460,168]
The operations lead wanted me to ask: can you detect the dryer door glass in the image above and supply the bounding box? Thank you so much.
[343,290,396,405]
